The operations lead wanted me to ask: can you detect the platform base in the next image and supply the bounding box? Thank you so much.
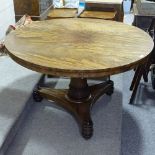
[33,76,114,139]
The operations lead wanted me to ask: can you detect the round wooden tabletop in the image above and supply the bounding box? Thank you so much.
[5,18,154,78]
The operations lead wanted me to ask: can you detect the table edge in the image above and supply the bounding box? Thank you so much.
[7,50,149,78]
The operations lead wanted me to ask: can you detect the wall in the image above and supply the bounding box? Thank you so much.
[0,0,15,40]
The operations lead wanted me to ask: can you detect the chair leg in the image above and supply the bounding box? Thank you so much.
[143,57,152,82]
[130,66,141,91]
[143,72,148,82]
[129,65,144,104]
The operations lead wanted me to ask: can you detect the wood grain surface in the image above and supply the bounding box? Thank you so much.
[79,10,116,20]
[47,8,77,19]
[5,18,154,78]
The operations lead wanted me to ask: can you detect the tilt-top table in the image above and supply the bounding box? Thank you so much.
[4,18,154,139]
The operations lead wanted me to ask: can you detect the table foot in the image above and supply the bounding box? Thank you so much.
[106,83,114,96]
[33,89,43,102]
[81,119,93,139]
[33,78,114,139]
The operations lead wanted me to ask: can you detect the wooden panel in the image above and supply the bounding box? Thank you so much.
[14,0,40,16]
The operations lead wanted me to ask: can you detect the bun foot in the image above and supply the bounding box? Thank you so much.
[106,80,114,96]
[33,89,43,102]
[81,120,93,139]
[106,87,114,96]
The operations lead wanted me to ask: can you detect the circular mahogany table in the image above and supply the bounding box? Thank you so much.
[5,18,154,139]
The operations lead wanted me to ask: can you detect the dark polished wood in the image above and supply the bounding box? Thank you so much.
[13,0,53,21]
[33,77,114,139]
[14,0,39,16]
[129,63,146,104]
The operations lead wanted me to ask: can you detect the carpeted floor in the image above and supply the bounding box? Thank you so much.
[5,75,123,155]
[4,70,155,155]
[0,56,41,155]
[121,71,155,155]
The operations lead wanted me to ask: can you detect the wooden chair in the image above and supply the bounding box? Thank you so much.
[129,18,155,104]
